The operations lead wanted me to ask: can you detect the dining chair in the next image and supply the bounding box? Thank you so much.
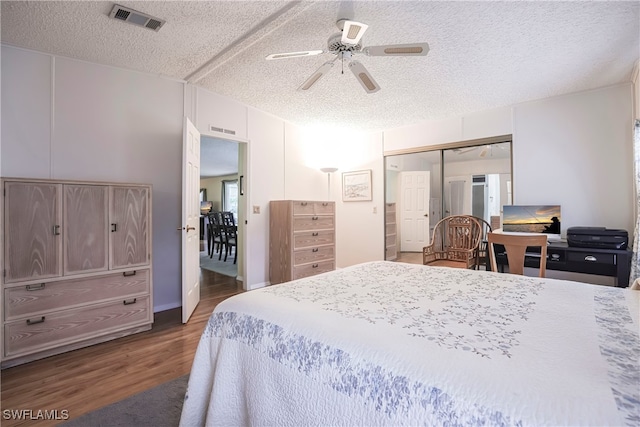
[472,216,492,270]
[487,232,548,277]
[208,212,225,260]
[221,211,237,264]
[423,215,483,269]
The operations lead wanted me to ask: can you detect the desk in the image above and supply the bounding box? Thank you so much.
[489,242,632,287]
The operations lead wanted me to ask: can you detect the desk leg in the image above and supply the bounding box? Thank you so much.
[617,252,631,287]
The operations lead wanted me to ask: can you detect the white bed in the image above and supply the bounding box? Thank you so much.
[180,261,640,426]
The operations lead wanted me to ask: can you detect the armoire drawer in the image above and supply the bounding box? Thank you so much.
[294,246,334,265]
[4,295,151,357]
[293,215,334,231]
[293,260,334,280]
[294,230,335,249]
[4,269,150,320]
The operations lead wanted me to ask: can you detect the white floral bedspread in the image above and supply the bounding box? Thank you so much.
[179,261,640,426]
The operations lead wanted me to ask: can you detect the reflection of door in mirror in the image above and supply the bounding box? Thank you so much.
[398,171,430,252]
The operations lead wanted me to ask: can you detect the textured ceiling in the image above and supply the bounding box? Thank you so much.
[1,1,639,133]
[201,136,238,177]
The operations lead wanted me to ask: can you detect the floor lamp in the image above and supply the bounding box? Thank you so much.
[320,167,338,200]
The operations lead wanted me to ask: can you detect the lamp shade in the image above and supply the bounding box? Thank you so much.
[320,167,338,173]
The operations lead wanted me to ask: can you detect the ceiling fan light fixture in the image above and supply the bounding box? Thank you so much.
[340,20,368,45]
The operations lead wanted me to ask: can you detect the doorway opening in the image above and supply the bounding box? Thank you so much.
[199,135,246,290]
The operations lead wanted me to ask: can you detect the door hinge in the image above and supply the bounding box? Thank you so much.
[3,269,6,277]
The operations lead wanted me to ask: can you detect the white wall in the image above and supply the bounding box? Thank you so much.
[1,47,51,177]
[384,106,513,152]
[333,132,385,267]
[383,83,634,239]
[1,45,185,312]
[513,83,634,235]
[246,107,286,289]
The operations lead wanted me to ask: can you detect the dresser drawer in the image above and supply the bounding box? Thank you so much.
[4,295,151,357]
[386,245,397,259]
[386,223,396,235]
[294,230,335,248]
[292,201,334,215]
[4,269,150,320]
[566,252,615,265]
[293,260,335,280]
[385,234,397,247]
[293,215,334,231]
[313,202,334,215]
[294,246,334,265]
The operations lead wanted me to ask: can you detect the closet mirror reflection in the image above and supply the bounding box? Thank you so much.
[384,141,512,260]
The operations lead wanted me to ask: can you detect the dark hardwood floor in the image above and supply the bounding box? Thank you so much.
[0,264,243,427]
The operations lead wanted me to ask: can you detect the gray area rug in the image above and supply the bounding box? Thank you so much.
[200,250,237,277]
[60,375,188,427]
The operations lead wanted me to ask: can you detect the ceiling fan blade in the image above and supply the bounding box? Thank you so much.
[454,147,476,154]
[266,50,323,60]
[298,61,334,91]
[363,43,430,57]
[341,20,368,46]
[348,61,380,94]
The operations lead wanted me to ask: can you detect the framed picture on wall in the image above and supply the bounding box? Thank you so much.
[342,169,372,202]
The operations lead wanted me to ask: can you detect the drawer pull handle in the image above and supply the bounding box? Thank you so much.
[123,298,137,305]
[312,216,318,220]
[53,225,61,236]
[123,271,137,277]
[312,248,319,252]
[301,202,307,206]
[27,316,45,325]
[312,264,319,268]
[584,255,597,262]
[26,283,46,291]
[312,232,319,236]
[322,202,328,206]
[111,223,118,232]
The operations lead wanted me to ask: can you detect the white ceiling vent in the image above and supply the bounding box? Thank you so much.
[109,4,165,32]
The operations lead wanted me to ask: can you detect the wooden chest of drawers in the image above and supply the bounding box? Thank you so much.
[1,178,153,367]
[385,203,397,260]
[269,200,335,284]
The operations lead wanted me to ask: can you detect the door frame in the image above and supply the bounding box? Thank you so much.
[196,129,249,289]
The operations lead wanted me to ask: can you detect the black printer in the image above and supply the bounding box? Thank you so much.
[566,227,628,250]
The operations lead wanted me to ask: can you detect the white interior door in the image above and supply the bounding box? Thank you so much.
[181,117,201,323]
[399,171,430,252]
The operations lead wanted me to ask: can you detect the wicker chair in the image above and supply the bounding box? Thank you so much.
[423,215,483,269]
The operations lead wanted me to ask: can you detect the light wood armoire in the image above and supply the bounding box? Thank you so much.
[1,178,153,368]
[269,200,335,284]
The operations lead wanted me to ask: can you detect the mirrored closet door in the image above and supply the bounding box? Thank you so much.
[384,140,512,260]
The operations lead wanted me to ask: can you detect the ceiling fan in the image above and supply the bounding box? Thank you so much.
[265,19,429,93]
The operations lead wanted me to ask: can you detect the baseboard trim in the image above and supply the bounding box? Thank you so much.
[154,301,181,313]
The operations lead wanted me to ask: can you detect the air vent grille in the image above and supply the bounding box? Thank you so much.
[210,125,236,135]
[109,4,165,32]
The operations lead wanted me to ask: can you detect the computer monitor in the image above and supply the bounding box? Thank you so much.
[502,205,561,240]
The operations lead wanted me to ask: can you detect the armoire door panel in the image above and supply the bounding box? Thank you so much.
[4,182,62,283]
[110,186,150,269]
[64,185,109,275]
